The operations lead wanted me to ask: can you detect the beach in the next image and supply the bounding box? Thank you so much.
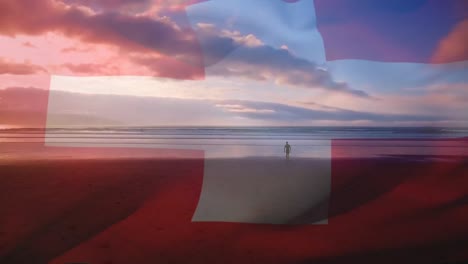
[1,127,468,263]
[1,151,467,264]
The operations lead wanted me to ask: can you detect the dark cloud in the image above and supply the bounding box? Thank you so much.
[2,1,369,95]
[0,59,46,75]
[64,0,204,10]
[61,63,119,75]
[130,54,204,79]
[64,0,149,9]
[196,27,370,97]
[0,0,204,68]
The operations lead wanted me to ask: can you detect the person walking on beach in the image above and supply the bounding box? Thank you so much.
[284,141,291,159]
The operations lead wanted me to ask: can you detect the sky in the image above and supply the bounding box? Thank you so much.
[0,0,467,127]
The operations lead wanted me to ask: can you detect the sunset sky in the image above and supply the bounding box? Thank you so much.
[0,0,467,127]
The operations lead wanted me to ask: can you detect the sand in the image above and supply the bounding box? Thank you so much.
[195,157,330,224]
[0,156,467,264]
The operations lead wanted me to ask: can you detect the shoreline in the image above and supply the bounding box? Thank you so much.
[1,153,466,165]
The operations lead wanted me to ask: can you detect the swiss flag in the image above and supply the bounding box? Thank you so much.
[1,0,468,264]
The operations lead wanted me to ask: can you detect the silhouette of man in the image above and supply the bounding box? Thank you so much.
[284,141,291,159]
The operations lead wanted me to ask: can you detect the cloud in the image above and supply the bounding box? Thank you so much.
[64,0,149,10]
[0,1,368,95]
[323,82,468,125]
[420,83,468,114]
[61,63,120,75]
[432,20,468,63]
[128,53,204,79]
[22,41,36,48]
[0,58,46,75]
[218,30,264,48]
[1,87,453,127]
[196,25,370,97]
[0,87,231,127]
[0,0,204,68]
[217,100,445,123]
[61,46,93,53]
[64,0,204,11]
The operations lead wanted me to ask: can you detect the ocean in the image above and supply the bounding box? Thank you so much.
[1,127,468,161]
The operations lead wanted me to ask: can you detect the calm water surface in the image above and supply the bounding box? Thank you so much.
[1,127,467,160]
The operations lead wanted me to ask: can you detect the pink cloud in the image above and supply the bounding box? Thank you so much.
[65,0,203,11]
[0,33,204,80]
[22,41,36,48]
[64,0,149,9]
[0,0,205,79]
[432,20,468,63]
[61,63,121,75]
[0,58,46,75]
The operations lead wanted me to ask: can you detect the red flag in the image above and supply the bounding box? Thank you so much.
[1,0,468,263]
